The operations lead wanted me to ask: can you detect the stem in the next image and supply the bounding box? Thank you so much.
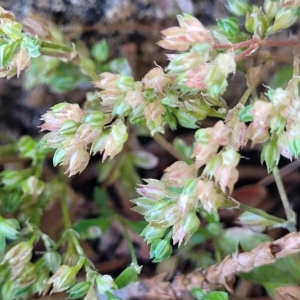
[238,202,287,225]
[153,133,186,162]
[272,167,296,229]
[119,218,138,266]
[239,60,272,105]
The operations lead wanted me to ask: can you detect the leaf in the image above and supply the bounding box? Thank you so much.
[72,218,110,239]
[115,266,138,289]
[131,150,158,169]
[91,39,109,62]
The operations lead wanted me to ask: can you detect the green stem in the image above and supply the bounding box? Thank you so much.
[238,202,287,225]
[272,167,296,229]
[153,133,186,162]
[119,218,138,266]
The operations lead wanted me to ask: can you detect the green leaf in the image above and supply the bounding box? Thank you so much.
[106,292,122,300]
[115,266,138,289]
[67,281,91,299]
[191,287,207,300]
[173,109,198,129]
[0,41,17,67]
[268,65,293,89]
[206,291,228,300]
[104,58,132,76]
[22,36,40,58]
[72,218,110,239]
[131,150,158,169]
[91,39,109,62]
[93,187,109,207]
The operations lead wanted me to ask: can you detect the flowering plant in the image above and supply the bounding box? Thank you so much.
[1,1,300,299]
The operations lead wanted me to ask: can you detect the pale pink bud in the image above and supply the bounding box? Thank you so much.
[123,90,144,109]
[277,132,292,160]
[142,67,171,92]
[212,121,231,146]
[214,165,239,193]
[191,143,219,167]
[252,100,274,126]
[177,14,214,45]
[213,53,236,75]
[16,48,31,77]
[136,179,166,200]
[162,161,197,187]
[144,101,165,135]
[94,72,120,90]
[157,26,191,51]
[196,179,224,213]
[64,146,90,176]
[184,65,209,90]
[246,122,270,145]
[221,147,240,168]
[71,123,102,146]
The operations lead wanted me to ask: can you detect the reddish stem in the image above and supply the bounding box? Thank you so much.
[234,44,259,62]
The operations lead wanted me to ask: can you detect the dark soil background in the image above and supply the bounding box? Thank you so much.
[1,1,300,300]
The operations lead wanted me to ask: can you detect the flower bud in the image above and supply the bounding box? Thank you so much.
[267,8,298,34]
[150,239,172,262]
[261,139,280,173]
[182,212,200,238]
[226,0,251,16]
[95,274,116,295]
[117,75,134,90]
[67,281,91,299]
[111,119,128,145]
[60,120,79,136]
[44,251,61,273]
[1,169,30,190]
[141,225,166,243]
[21,176,45,196]
[217,17,240,36]
[245,6,269,36]
[0,216,19,252]
[47,257,85,293]
[194,128,213,144]
[82,111,107,128]
[263,0,281,19]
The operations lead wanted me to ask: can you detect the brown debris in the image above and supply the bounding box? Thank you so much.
[111,232,300,300]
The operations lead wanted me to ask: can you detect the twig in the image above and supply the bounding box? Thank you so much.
[272,167,296,230]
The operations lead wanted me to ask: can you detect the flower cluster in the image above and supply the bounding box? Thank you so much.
[158,14,236,99]
[40,102,129,175]
[94,67,172,135]
[245,80,300,171]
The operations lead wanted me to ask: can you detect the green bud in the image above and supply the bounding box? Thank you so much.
[150,239,172,262]
[0,216,19,251]
[182,212,200,238]
[48,258,85,294]
[51,102,69,112]
[263,0,281,20]
[67,281,91,299]
[0,41,18,67]
[1,169,30,190]
[173,109,198,129]
[267,8,298,34]
[194,128,212,144]
[226,0,251,16]
[141,225,166,243]
[21,176,45,196]
[21,36,40,58]
[270,114,286,135]
[60,120,79,136]
[245,6,269,37]
[44,251,61,273]
[217,17,240,36]
[83,111,106,128]
[53,147,66,167]
[95,274,117,295]
[111,119,128,145]
[2,21,23,41]
[91,39,109,63]
[4,191,22,213]
[238,104,253,122]
[261,139,280,173]
[117,75,134,90]
[115,265,139,289]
